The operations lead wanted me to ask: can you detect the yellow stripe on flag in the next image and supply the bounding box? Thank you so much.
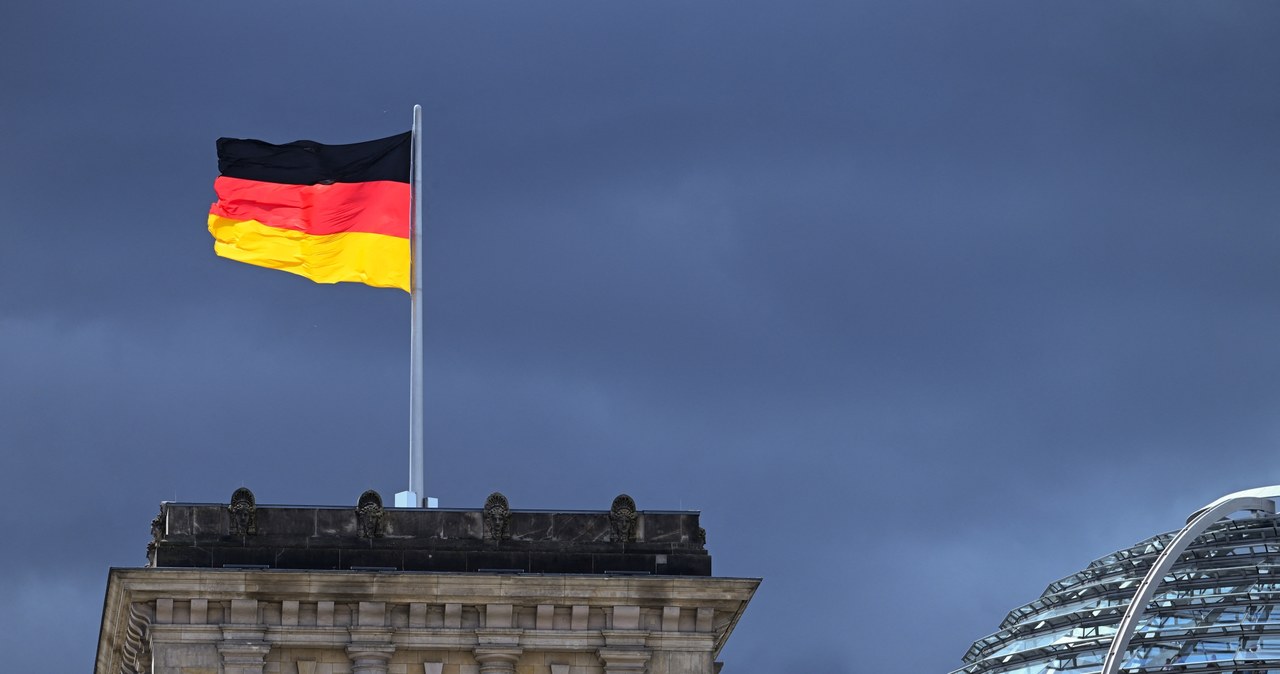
[209,215,410,291]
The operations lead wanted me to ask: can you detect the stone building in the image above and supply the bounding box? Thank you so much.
[95,489,759,674]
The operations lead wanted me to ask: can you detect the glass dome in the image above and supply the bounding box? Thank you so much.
[955,502,1280,674]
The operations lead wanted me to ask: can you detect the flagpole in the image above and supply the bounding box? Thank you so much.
[408,104,425,506]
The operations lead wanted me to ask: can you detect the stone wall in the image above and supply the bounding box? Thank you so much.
[98,570,758,674]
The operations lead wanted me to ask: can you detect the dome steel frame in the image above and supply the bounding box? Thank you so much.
[956,486,1280,674]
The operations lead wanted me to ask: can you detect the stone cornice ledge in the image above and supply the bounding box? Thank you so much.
[512,630,608,650]
[146,624,719,654]
[103,568,760,606]
[644,633,718,652]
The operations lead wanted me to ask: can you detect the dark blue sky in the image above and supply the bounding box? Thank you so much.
[3,2,1280,672]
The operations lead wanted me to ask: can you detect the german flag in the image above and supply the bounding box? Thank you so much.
[208,132,412,291]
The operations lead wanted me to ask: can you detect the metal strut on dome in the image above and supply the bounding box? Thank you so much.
[1098,485,1280,674]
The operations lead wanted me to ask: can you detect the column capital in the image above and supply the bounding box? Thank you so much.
[217,639,270,674]
[474,646,523,674]
[347,643,395,674]
[597,647,650,674]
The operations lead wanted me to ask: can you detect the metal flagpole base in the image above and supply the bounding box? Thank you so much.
[394,491,439,508]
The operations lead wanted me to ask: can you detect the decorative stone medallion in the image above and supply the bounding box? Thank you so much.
[356,490,385,538]
[228,487,257,536]
[610,494,638,543]
[484,492,511,541]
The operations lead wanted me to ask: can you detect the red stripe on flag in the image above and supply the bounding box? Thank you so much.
[210,176,410,238]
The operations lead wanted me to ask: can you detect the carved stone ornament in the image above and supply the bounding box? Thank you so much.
[609,494,638,543]
[696,526,707,545]
[146,507,166,562]
[356,490,385,538]
[483,491,511,541]
[228,487,257,536]
[123,602,153,674]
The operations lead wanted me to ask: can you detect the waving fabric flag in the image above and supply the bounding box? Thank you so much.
[208,132,412,291]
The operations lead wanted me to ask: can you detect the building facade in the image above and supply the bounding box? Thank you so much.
[96,490,758,674]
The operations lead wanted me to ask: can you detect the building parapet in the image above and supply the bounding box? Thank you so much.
[148,490,711,576]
